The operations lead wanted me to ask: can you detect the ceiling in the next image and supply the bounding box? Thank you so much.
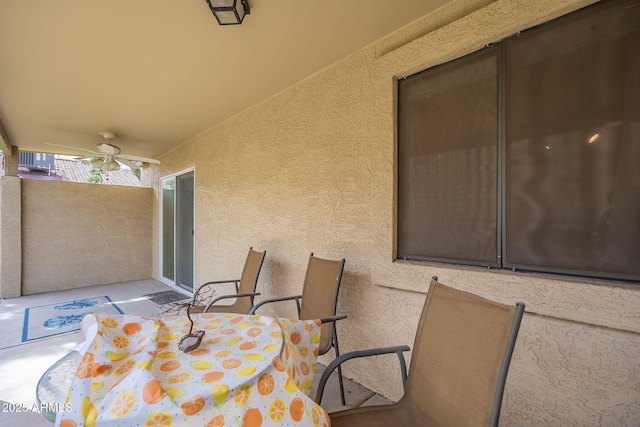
[0,0,449,162]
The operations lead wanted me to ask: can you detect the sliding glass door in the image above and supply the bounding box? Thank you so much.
[160,169,195,292]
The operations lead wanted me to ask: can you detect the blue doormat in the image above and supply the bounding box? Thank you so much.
[22,296,124,342]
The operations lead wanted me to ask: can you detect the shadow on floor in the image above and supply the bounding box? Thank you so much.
[312,364,393,414]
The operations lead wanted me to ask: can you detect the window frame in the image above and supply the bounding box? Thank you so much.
[396,0,640,283]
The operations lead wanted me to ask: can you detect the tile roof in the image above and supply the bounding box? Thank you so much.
[1,153,141,186]
[54,157,141,186]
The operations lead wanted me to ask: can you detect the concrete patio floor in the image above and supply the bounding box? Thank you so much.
[0,279,390,425]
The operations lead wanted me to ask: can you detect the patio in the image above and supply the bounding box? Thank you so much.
[0,279,389,426]
[1,0,639,425]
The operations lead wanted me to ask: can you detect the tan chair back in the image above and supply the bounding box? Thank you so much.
[405,280,519,426]
[298,255,345,355]
[234,248,266,313]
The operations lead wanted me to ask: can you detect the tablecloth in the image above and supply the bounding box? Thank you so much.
[55,312,330,427]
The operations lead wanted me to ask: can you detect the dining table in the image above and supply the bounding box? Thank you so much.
[53,311,331,427]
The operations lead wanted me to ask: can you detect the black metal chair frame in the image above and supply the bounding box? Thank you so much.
[191,247,265,313]
[249,254,348,405]
[314,276,525,427]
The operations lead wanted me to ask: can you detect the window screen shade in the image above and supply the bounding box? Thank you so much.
[397,0,640,281]
[398,47,499,265]
[505,0,640,278]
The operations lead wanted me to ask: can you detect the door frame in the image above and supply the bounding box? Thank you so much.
[159,167,195,296]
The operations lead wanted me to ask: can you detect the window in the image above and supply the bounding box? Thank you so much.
[397,0,640,281]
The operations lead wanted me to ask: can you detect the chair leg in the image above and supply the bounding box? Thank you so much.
[333,324,347,406]
[337,363,346,406]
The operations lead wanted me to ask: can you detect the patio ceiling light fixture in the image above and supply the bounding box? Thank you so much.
[206,0,250,25]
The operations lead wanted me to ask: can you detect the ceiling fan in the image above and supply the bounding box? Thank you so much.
[46,132,161,171]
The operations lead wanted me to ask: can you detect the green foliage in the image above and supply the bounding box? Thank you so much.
[87,166,104,184]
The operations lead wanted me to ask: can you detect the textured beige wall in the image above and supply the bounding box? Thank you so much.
[21,180,153,294]
[145,0,640,425]
[0,176,21,298]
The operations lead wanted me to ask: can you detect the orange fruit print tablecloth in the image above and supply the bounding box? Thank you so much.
[56,313,330,427]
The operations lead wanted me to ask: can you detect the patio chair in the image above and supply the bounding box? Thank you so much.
[249,253,348,404]
[189,247,266,314]
[314,277,525,427]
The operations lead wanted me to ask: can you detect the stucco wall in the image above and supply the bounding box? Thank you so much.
[21,180,153,294]
[145,0,640,425]
[0,176,21,298]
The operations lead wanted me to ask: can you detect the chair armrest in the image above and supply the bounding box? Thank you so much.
[203,292,261,312]
[314,345,411,404]
[192,279,240,304]
[248,295,303,315]
[319,314,347,324]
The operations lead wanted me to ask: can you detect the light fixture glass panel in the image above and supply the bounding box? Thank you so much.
[90,158,104,169]
[215,10,239,24]
[236,3,246,21]
[210,0,234,7]
[104,160,120,171]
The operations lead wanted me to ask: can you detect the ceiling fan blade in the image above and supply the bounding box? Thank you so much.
[117,153,161,164]
[45,142,101,155]
[114,157,141,170]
